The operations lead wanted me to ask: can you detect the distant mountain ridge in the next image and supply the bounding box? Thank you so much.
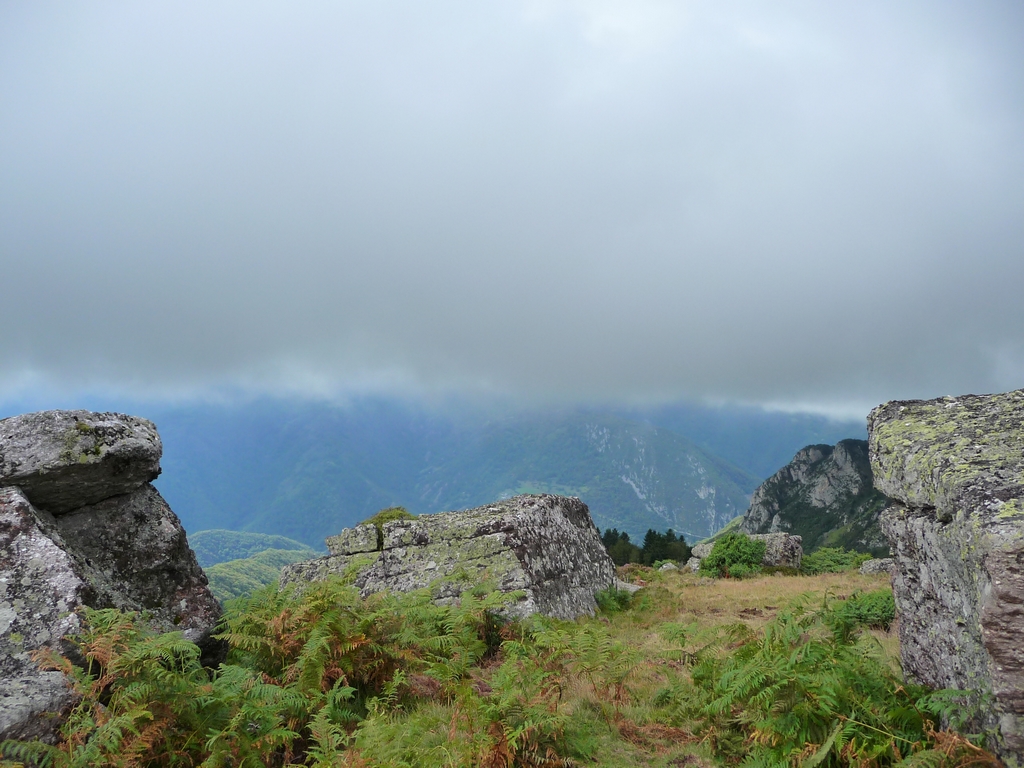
[0,397,861,548]
[738,439,890,555]
[156,406,758,544]
[413,412,758,540]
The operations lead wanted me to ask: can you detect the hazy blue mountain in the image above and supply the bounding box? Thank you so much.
[0,395,868,548]
[414,411,758,540]
[623,403,866,480]
[146,401,761,544]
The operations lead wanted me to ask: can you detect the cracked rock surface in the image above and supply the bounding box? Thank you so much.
[869,390,1024,766]
[282,494,615,620]
[0,410,219,744]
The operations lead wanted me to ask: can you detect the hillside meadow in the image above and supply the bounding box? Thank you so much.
[1,567,997,768]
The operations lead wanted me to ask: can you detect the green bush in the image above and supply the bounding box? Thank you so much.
[724,562,761,579]
[829,589,896,632]
[360,506,416,528]
[594,585,633,614]
[699,533,766,578]
[802,546,872,575]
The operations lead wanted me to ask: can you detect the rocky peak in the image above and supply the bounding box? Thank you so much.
[739,438,889,554]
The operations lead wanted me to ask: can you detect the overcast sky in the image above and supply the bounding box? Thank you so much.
[2,1,1022,417]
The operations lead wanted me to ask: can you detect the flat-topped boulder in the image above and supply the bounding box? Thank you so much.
[0,410,161,514]
[869,390,1024,765]
[0,410,219,744]
[282,494,616,620]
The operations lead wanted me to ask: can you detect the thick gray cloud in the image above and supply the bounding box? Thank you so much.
[2,1,1022,412]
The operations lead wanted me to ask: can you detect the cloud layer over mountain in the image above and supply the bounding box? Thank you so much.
[2,1,1022,413]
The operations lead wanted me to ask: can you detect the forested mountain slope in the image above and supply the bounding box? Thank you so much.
[153,403,759,544]
[0,397,860,548]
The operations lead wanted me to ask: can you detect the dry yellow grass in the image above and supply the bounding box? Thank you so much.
[606,567,897,663]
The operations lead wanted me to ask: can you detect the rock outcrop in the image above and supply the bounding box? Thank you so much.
[0,410,220,743]
[684,532,803,572]
[869,391,1024,765]
[740,440,890,554]
[282,494,615,620]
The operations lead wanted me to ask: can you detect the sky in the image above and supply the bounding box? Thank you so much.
[2,1,1023,419]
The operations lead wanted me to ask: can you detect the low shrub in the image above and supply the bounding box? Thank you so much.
[802,546,872,575]
[594,584,633,614]
[699,533,766,578]
[724,562,762,579]
[829,588,896,632]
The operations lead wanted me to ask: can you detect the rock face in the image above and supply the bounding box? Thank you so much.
[282,494,615,620]
[684,532,803,572]
[0,410,220,743]
[858,557,895,576]
[740,440,890,555]
[869,391,1024,765]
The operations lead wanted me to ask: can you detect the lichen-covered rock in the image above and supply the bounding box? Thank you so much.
[0,487,85,742]
[0,411,161,514]
[739,440,890,554]
[326,524,378,555]
[282,494,615,620]
[686,532,803,572]
[757,532,803,569]
[0,411,220,743]
[869,390,1024,765]
[858,557,895,576]
[51,485,222,645]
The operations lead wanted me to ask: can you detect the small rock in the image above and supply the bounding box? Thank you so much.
[613,578,642,594]
[858,557,895,576]
[658,562,679,572]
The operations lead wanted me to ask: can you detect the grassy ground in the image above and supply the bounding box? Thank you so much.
[2,566,912,768]
[352,566,901,767]
[556,567,899,767]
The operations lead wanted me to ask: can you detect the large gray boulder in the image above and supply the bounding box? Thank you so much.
[0,410,161,514]
[282,494,616,620]
[0,411,220,744]
[869,390,1024,765]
